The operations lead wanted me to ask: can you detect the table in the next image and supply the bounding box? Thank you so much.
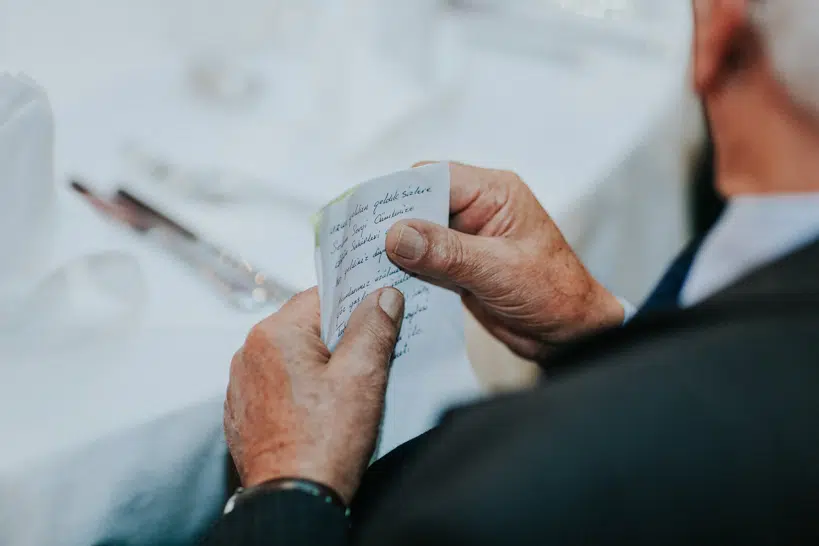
[0,3,694,544]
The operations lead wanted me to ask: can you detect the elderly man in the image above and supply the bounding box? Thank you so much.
[203,0,819,544]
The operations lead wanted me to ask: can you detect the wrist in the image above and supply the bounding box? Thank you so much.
[242,454,357,504]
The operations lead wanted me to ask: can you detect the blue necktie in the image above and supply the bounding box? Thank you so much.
[640,237,704,313]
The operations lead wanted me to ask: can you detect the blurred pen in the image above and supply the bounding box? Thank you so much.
[111,187,297,305]
[70,180,296,311]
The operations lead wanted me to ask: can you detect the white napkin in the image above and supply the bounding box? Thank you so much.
[0,73,55,305]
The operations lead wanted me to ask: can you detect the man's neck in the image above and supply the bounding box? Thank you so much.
[710,81,819,197]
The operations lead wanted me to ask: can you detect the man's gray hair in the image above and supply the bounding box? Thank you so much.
[751,0,819,116]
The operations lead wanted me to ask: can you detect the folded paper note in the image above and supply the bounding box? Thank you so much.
[314,163,481,457]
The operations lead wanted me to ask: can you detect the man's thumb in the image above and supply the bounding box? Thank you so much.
[331,288,404,373]
[386,220,492,290]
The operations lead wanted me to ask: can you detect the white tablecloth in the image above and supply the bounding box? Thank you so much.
[0,3,694,544]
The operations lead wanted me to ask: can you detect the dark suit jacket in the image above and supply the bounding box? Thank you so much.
[202,240,819,545]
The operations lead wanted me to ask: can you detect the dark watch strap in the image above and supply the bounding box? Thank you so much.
[224,478,350,518]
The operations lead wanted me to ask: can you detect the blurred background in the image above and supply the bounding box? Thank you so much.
[0,0,703,302]
[0,1,712,544]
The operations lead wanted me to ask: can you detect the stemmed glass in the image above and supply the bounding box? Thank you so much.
[167,0,285,106]
[138,0,454,202]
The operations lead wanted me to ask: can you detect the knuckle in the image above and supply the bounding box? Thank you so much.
[491,172,515,202]
[278,291,309,314]
[356,318,398,359]
[292,287,318,304]
[441,231,470,278]
[278,287,318,316]
[244,324,269,353]
[499,169,523,187]
[477,171,513,219]
[362,316,395,346]
[243,322,283,363]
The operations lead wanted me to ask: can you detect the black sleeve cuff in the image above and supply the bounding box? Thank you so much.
[200,490,349,546]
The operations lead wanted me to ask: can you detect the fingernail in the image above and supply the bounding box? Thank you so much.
[379,289,404,324]
[393,225,425,261]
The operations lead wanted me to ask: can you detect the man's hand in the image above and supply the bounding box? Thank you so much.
[224,287,404,504]
[386,162,624,361]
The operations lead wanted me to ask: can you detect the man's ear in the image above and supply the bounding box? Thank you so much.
[693,0,751,94]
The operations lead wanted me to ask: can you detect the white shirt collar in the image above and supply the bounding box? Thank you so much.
[681,193,819,307]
